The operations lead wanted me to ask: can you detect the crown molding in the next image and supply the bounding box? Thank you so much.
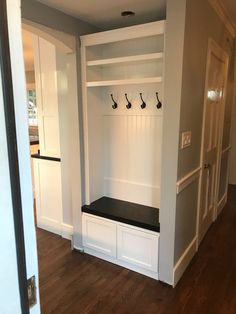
[209,0,236,37]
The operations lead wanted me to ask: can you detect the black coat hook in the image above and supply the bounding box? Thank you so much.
[156,92,162,109]
[125,93,132,109]
[140,93,146,109]
[110,94,118,109]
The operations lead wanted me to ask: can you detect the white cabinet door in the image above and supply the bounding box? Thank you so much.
[34,158,63,235]
[82,214,116,257]
[117,225,159,272]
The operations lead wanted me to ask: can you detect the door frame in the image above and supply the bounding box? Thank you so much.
[0,1,29,313]
[197,38,229,244]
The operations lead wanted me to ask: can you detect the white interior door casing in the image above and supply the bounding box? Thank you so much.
[199,39,229,242]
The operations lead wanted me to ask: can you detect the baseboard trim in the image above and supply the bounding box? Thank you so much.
[37,220,61,236]
[61,223,73,240]
[83,247,159,280]
[73,245,84,252]
[173,236,197,287]
[217,193,227,216]
[37,219,73,240]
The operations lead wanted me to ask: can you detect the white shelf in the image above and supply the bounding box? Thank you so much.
[87,77,163,87]
[87,53,163,67]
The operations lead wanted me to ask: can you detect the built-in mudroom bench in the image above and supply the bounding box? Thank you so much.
[80,20,164,280]
[82,197,160,279]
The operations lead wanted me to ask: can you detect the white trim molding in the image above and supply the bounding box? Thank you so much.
[221,145,231,157]
[173,236,198,287]
[176,167,201,195]
[209,0,236,37]
[37,221,73,240]
[61,223,73,240]
[83,247,159,281]
[217,192,227,216]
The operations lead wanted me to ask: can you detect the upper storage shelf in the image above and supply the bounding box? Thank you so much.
[86,52,163,67]
[81,21,165,88]
[87,77,162,87]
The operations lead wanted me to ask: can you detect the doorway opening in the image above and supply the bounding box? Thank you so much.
[21,19,83,302]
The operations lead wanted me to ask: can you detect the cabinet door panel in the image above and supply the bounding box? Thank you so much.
[82,214,116,257]
[34,158,63,235]
[117,225,159,272]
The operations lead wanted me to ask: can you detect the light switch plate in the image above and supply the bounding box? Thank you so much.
[181,131,192,149]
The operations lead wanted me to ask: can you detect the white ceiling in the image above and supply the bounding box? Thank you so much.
[37,0,166,29]
[22,29,34,72]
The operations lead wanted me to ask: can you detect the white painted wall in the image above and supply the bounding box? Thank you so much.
[0,0,40,313]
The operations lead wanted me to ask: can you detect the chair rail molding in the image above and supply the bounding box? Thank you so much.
[221,145,231,157]
[176,166,202,195]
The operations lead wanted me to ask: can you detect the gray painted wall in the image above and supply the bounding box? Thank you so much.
[21,0,97,35]
[174,0,235,264]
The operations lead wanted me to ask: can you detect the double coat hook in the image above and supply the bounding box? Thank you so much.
[140,93,146,109]
[125,93,132,109]
[110,94,118,109]
[156,92,162,109]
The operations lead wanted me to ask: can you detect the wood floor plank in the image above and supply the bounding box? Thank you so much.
[37,185,236,314]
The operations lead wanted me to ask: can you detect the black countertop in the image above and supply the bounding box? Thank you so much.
[31,153,61,162]
[82,197,160,232]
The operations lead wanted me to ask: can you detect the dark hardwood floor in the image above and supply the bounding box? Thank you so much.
[37,185,236,314]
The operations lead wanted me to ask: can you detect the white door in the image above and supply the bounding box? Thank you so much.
[199,39,229,243]
[1,0,40,313]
